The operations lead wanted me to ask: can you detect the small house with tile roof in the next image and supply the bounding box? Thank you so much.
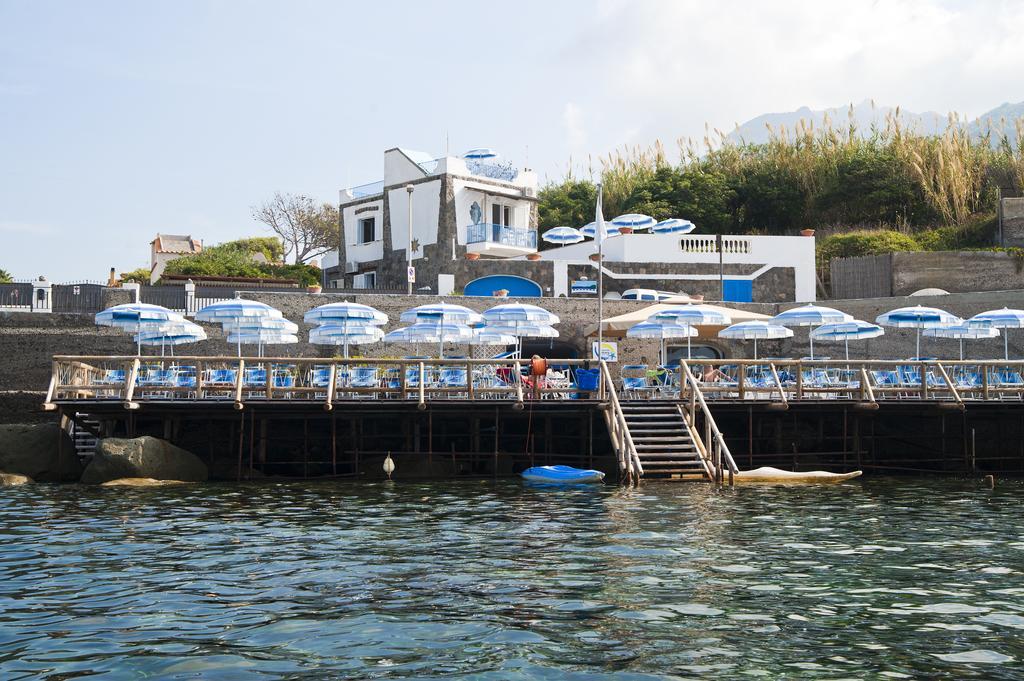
[150,234,202,284]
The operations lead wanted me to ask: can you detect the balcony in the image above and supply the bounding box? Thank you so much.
[466,223,538,258]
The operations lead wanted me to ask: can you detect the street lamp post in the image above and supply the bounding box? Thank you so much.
[406,184,414,295]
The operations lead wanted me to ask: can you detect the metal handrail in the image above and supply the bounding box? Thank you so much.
[680,361,737,485]
[599,360,642,479]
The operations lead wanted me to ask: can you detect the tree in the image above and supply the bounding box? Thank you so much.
[0,268,12,284]
[252,193,339,264]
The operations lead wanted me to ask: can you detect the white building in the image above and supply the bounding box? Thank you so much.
[323,147,815,303]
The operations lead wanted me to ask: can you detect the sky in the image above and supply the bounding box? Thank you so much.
[2,0,1022,280]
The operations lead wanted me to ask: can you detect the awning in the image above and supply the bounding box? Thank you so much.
[588,298,771,339]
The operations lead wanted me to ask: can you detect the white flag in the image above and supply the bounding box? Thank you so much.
[595,182,605,249]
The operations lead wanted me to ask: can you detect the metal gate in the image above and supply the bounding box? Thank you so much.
[0,282,32,309]
[140,285,187,312]
[52,283,105,314]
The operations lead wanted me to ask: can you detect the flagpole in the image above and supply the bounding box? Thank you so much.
[596,181,604,361]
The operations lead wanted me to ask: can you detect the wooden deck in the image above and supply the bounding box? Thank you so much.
[44,356,1024,482]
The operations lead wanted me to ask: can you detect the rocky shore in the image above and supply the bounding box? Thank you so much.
[0,424,209,487]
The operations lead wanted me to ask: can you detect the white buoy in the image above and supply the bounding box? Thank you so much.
[383,452,395,480]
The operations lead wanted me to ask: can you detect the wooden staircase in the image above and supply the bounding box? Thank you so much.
[621,403,709,480]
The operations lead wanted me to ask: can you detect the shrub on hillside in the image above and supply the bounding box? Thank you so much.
[817,230,921,265]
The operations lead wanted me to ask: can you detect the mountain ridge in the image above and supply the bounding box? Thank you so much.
[726,99,1022,145]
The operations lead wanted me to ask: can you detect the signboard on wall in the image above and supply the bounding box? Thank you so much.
[407,266,416,283]
[592,341,618,362]
[571,280,597,295]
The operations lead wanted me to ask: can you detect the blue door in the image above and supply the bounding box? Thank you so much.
[722,279,753,303]
[464,275,542,298]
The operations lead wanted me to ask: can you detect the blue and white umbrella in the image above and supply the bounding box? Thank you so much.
[385,322,475,358]
[652,218,696,234]
[463,148,499,160]
[718,321,793,359]
[195,298,283,323]
[482,303,559,325]
[134,321,207,357]
[483,304,560,357]
[469,329,519,346]
[310,322,385,357]
[195,299,289,357]
[400,303,482,326]
[810,320,884,360]
[875,305,961,359]
[967,308,1024,360]
[772,304,853,359]
[541,226,586,245]
[649,305,732,358]
[627,321,696,366]
[611,213,657,230]
[923,324,999,360]
[304,301,388,326]
[225,329,298,356]
[580,221,620,240]
[96,303,186,355]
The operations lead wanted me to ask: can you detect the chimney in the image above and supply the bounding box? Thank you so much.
[107,267,118,287]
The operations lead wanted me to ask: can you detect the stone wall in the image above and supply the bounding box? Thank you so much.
[1002,197,1024,248]
[832,250,1024,298]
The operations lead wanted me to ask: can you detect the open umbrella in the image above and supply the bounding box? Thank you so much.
[223,318,299,357]
[401,303,482,326]
[483,304,560,358]
[652,218,696,234]
[923,324,999,360]
[580,221,620,240]
[718,321,793,359]
[541,226,586,245]
[966,308,1024,360]
[304,301,388,326]
[463,148,499,160]
[310,322,385,358]
[772,304,853,359]
[96,303,186,355]
[875,305,961,359]
[225,329,298,356]
[611,213,657,231]
[384,322,474,358]
[648,304,733,359]
[627,320,696,366]
[134,321,207,357]
[196,298,287,356]
[809,320,884,360]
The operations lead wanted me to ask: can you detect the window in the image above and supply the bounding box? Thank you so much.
[490,204,513,226]
[353,271,376,290]
[357,217,376,244]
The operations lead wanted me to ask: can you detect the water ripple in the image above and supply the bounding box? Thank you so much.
[0,477,1022,678]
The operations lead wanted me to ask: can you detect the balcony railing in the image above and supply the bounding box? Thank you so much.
[467,224,537,250]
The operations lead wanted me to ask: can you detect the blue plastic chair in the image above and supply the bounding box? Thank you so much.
[350,366,379,389]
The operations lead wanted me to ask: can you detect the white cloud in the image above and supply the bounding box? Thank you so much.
[546,0,1024,167]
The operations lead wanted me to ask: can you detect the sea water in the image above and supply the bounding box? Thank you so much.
[1,478,1022,679]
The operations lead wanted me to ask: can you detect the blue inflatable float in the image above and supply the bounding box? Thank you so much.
[521,465,605,484]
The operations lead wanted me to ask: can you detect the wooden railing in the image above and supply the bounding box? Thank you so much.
[43,356,601,410]
[670,359,1024,407]
[598,360,642,480]
[680,361,737,485]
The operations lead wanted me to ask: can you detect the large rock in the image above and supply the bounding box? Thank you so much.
[0,423,81,482]
[0,472,32,486]
[82,436,207,485]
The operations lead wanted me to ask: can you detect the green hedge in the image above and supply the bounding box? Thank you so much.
[817,230,921,265]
